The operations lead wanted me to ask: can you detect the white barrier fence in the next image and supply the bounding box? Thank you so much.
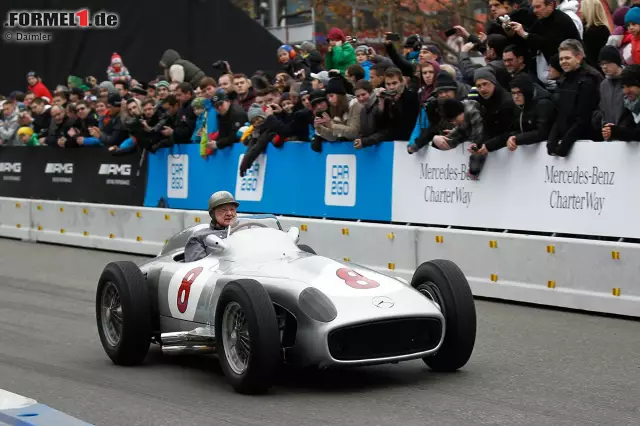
[1,197,638,318]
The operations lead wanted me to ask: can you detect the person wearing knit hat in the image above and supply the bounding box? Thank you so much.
[433,97,484,153]
[309,89,328,108]
[315,74,363,143]
[602,64,640,141]
[547,53,563,81]
[17,126,40,146]
[325,27,357,76]
[355,45,373,80]
[473,67,498,87]
[325,77,347,96]
[434,73,458,96]
[156,81,171,102]
[624,7,640,66]
[107,52,132,84]
[591,45,625,135]
[441,99,465,122]
[247,103,267,124]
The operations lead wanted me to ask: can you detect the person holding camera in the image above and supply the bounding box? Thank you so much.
[324,28,357,76]
[313,77,363,144]
[353,67,419,149]
[206,89,247,152]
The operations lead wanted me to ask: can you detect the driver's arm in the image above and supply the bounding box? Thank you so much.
[184,235,207,263]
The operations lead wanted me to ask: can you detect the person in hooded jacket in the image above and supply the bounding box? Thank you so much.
[557,0,584,38]
[324,28,357,75]
[592,46,625,133]
[484,73,555,151]
[159,49,206,88]
[547,39,602,156]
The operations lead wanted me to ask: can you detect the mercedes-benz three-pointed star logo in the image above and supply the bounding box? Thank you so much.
[372,296,395,308]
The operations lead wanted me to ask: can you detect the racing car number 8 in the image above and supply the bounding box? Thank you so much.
[177,267,204,313]
[336,268,380,289]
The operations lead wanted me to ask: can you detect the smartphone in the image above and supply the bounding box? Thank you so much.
[444,28,457,37]
[385,32,401,41]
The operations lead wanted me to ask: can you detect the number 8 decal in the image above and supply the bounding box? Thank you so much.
[336,268,380,289]
[177,267,203,313]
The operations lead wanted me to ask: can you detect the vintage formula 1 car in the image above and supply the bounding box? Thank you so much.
[96,215,476,394]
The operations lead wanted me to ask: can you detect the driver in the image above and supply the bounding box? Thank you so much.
[184,191,239,262]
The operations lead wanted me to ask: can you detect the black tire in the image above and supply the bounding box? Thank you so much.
[298,244,316,254]
[96,261,151,366]
[215,279,281,394]
[410,259,476,372]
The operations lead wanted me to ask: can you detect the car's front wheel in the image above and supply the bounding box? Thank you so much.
[215,279,281,394]
[411,259,476,372]
[96,261,151,366]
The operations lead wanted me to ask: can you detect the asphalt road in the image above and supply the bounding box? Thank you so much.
[0,239,639,426]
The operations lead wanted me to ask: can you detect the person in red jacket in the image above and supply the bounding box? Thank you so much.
[26,71,52,101]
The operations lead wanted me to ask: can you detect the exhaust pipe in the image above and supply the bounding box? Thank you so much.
[161,327,216,355]
[162,345,215,355]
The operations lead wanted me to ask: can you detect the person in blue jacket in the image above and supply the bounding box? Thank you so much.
[355,45,373,80]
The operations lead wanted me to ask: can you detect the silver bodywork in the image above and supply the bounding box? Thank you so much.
[139,215,446,368]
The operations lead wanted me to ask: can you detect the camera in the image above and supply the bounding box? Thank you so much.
[498,15,512,31]
[314,109,327,118]
[212,60,227,69]
[380,89,397,99]
[385,32,401,42]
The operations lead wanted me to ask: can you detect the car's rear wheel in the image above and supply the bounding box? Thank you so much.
[215,279,281,394]
[96,261,151,366]
[298,244,316,254]
[411,259,476,372]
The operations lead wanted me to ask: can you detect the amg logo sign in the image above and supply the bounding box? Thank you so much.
[99,164,131,176]
[0,163,21,173]
[45,163,74,174]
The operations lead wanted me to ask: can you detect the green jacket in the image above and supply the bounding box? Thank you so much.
[325,43,357,75]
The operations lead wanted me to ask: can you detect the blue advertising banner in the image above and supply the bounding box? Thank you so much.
[144,141,395,221]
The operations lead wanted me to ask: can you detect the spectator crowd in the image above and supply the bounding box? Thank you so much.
[3,0,640,178]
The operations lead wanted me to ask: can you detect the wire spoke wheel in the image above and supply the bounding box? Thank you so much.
[222,302,251,375]
[101,281,123,347]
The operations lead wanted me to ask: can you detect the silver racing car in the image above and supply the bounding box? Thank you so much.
[96,215,476,394]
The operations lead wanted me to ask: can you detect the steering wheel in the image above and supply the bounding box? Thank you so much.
[230,221,270,234]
